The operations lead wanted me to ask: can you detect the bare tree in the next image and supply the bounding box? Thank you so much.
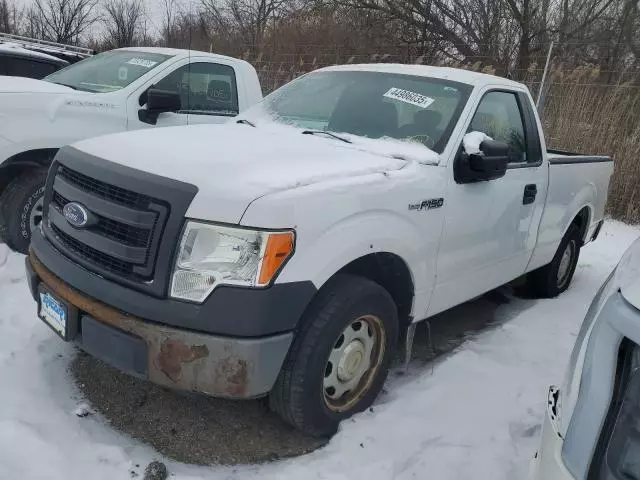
[160,0,181,46]
[30,0,98,44]
[0,0,22,34]
[102,0,144,48]
[201,0,291,51]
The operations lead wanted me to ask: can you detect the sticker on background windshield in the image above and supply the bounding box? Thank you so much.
[118,66,128,81]
[383,87,435,108]
[126,58,158,68]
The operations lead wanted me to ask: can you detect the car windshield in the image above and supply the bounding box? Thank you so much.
[243,70,472,153]
[44,50,173,93]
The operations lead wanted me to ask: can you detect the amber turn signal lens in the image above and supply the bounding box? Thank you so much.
[258,232,294,285]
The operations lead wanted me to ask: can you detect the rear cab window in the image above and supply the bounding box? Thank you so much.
[0,54,61,79]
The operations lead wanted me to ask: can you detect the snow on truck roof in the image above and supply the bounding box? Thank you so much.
[318,63,527,89]
[0,42,67,63]
[116,47,253,65]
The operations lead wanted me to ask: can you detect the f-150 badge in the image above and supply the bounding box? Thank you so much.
[409,198,444,211]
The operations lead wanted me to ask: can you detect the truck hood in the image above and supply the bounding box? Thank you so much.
[72,123,430,224]
[0,76,75,94]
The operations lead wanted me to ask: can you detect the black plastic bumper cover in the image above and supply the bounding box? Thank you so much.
[31,228,317,337]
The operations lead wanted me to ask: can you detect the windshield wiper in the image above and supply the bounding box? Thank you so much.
[302,130,352,144]
[47,81,79,91]
[236,119,256,127]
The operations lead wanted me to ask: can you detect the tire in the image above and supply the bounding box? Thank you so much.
[269,274,398,437]
[0,168,48,254]
[527,223,581,298]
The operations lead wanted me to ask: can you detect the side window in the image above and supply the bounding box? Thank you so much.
[5,57,58,79]
[154,62,239,116]
[468,91,527,163]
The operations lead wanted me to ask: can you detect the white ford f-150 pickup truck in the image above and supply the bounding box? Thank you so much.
[24,64,613,436]
[0,46,263,253]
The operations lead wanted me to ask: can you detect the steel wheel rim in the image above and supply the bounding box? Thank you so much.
[557,240,575,288]
[323,315,386,413]
[29,196,44,234]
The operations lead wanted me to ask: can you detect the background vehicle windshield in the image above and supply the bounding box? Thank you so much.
[44,50,172,93]
[248,70,472,153]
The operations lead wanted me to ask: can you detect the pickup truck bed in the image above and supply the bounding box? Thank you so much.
[547,148,612,164]
[525,149,613,274]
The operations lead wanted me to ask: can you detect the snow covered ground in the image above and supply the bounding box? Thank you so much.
[1,221,638,480]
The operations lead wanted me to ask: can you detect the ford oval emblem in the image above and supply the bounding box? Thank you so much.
[63,202,89,228]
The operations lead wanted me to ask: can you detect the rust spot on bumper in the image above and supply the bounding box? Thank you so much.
[156,339,209,382]
[28,251,292,399]
[216,357,249,397]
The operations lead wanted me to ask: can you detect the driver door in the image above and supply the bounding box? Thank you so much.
[428,88,545,316]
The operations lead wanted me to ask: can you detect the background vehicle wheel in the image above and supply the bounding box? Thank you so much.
[269,274,398,437]
[527,223,581,298]
[0,168,48,254]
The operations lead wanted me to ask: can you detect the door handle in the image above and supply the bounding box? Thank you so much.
[523,184,537,205]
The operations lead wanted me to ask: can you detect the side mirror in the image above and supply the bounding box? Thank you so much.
[138,88,181,125]
[454,138,510,184]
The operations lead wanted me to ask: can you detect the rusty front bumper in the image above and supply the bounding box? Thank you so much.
[27,251,293,399]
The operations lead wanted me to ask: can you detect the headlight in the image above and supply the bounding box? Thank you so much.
[170,221,294,302]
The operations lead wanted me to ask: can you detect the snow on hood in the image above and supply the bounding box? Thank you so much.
[0,76,74,94]
[71,123,426,223]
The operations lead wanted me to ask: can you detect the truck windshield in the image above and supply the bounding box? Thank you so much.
[44,50,172,93]
[244,70,472,153]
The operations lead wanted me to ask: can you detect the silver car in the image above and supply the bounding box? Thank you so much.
[531,235,640,479]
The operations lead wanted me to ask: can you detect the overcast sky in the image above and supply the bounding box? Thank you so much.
[13,0,173,40]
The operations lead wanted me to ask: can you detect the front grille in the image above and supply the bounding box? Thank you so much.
[45,164,168,284]
[60,166,152,210]
[97,217,154,248]
[52,192,152,249]
[42,148,197,298]
[51,223,134,277]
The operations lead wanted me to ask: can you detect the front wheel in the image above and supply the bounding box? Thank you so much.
[0,168,48,254]
[527,223,581,298]
[269,274,398,437]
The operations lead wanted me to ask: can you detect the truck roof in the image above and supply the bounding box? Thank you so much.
[116,46,250,65]
[318,63,526,89]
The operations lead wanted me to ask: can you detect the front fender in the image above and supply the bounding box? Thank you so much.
[0,93,126,160]
[276,211,436,318]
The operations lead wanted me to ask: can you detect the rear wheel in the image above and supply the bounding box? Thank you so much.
[0,168,48,254]
[527,223,581,298]
[269,274,398,437]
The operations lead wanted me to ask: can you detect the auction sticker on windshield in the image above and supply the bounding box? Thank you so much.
[126,58,158,68]
[384,87,435,108]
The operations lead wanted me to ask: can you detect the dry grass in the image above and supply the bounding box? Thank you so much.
[538,67,640,222]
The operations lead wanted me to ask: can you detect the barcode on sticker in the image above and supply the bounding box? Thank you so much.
[383,88,434,109]
[126,58,158,68]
